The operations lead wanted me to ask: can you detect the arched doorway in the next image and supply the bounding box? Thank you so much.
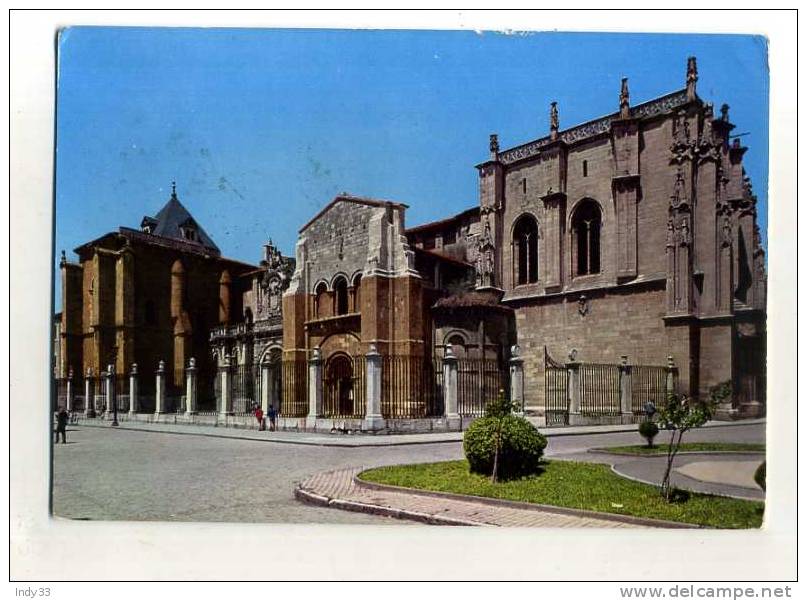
[325,353,355,417]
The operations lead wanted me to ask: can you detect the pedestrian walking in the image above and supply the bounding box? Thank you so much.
[55,406,69,444]
[268,404,277,431]
[255,405,264,430]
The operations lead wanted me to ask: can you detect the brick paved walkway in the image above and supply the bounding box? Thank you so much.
[297,467,655,528]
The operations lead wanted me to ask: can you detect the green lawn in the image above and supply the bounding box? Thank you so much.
[359,460,764,529]
[596,442,766,456]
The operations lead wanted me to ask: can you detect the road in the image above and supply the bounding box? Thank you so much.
[52,421,764,523]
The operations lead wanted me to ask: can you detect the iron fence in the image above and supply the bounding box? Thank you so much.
[579,363,621,416]
[456,358,508,416]
[381,355,443,418]
[232,364,261,415]
[544,349,569,425]
[281,359,308,417]
[323,354,365,418]
[113,375,130,412]
[631,365,668,413]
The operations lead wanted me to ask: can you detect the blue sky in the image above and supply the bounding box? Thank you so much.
[55,28,768,302]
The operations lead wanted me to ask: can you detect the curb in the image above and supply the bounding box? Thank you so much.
[607,464,764,503]
[293,484,482,526]
[351,472,699,529]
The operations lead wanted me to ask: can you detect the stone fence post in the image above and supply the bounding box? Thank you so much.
[185,357,197,416]
[219,354,233,417]
[666,356,678,398]
[105,364,115,418]
[363,344,385,431]
[509,345,525,415]
[260,357,271,414]
[443,344,460,427]
[129,363,139,415]
[155,360,166,415]
[307,348,322,430]
[619,355,633,415]
[84,368,94,418]
[66,368,74,413]
[566,349,581,416]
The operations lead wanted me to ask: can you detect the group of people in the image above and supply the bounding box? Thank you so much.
[252,403,278,432]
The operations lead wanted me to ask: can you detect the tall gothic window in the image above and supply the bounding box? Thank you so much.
[333,276,349,316]
[513,215,539,285]
[572,200,602,276]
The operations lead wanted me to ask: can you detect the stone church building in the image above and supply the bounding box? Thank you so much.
[57,184,257,410]
[55,57,766,427]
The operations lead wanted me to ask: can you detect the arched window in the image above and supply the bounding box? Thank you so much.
[572,200,602,276]
[446,334,467,358]
[314,282,328,319]
[333,276,349,316]
[512,215,539,285]
[244,307,253,324]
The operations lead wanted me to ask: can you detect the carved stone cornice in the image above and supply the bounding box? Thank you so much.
[496,89,690,166]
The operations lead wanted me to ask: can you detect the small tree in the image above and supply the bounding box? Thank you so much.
[485,390,517,484]
[656,382,728,501]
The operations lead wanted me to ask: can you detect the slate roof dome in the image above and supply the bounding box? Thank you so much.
[139,182,220,255]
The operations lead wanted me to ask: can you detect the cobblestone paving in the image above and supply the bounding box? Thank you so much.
[299,467,642,528]
[52,422,764,523]
[52,425,461,524]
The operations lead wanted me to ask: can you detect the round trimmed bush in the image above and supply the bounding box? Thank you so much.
[463,415,547,480]
[754,461,766,491]
[638,420,660,448]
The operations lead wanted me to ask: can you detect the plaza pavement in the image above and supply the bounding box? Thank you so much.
[52,420,765,525]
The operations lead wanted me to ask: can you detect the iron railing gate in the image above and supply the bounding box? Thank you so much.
[579,363,621,416]
[281,358,308,417]
[631,365,668,413]
[381,356,444,419]
[232,363,261,415]
[323,354,365,419]
[544,349,569,425]
[456,358,508,417]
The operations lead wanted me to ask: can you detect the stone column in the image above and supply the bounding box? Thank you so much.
[363,343,385,431]
[129,363,139,416]
[306,348,323,430]
[666,356,678,399]
[155,360,166,415]
[509,345,525,415]
[566,350,581,416]
[443,344,460,427]
[260,357,271,414]
[66,368,74,413]
[619,355,633,416]
[219,354,233,417]
[185,357,197,416]
[84,368,94,417]
[105,364,115,418]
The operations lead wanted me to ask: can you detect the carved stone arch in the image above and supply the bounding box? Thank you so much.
[312,279,330,294]
[258,344,283,365]
[329,271,350,289]
[331,273,350,316]
[350,270,364,287]
[567,196,608,229]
